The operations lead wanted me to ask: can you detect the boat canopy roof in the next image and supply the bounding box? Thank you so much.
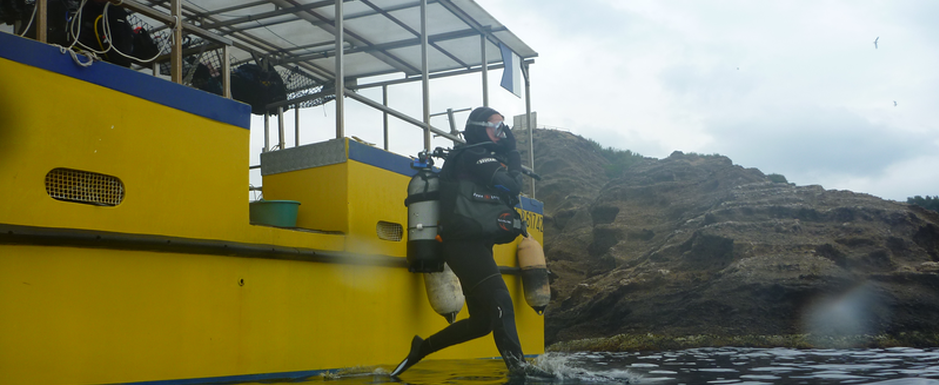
[99,0,538,146]
[8,0,537,151]
[125,0,536,101]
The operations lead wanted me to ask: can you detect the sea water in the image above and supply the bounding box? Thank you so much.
[242,347,939,385]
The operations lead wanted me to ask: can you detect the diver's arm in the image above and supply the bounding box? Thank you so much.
[490,149,522,195]
[489,166,522,196]
[463,148,522,195]
[491,127,523,194]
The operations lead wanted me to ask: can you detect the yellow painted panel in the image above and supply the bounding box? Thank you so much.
[262,163,349,233]
[0,245,542,384]
[0,57,248,240]
[0,55,349,253]
[0,54,544,385]
[346,160,409,256]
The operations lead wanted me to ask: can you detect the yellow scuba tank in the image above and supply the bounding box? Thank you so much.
[422,263,464,323]
[517,235,550,315]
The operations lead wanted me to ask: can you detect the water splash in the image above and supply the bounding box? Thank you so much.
[526,352,640,384]
[318,365,388,381]
[229,348,939,384]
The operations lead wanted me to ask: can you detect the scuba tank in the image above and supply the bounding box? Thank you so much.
[422,263,465,324]
[517,235,550,315]
[406,149,464,322]
[404,151,443,273]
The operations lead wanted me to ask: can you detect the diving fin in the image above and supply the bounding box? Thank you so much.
[390,335,424,377]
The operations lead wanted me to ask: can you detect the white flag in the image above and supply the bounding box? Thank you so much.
[500,43,522,98]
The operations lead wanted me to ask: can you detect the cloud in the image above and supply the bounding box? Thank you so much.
[823,153,939,201]
[245,0,939,202]
[706,104,934,176]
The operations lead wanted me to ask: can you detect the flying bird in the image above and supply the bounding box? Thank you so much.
[874,36,879,49]
[894,101,897,107]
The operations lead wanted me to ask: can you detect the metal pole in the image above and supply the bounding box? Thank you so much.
[382,85,390,150]
[344,89,462,143]
[295,107,300,147]
[420,0,431,152]
[121,0,233,47]
[334,0,345,139]
[446,108,460,146]
[277,107,285,150]
[523,62,534,199]
[431,108,472,117]
[264,114,270,152]
[222,45,231,98]
[446,108,456,135]
[171,0,183,83]
[354,61,517,91]
[36,0,47,43]
[480,34,488,107]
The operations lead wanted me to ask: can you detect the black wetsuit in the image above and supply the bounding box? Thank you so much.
[420,143,526,369]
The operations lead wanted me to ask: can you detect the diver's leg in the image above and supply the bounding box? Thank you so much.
[419,237,504,353]
[392,239,503,376]
[391,289,493,376]
[421,294,491,352]
[476,278,525,372]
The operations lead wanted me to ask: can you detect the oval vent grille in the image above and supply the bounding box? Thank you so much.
[376,221,403,241]
[45,168,125,206]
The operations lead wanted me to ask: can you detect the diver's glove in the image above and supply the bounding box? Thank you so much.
[506,149,522,173]
[499,125,517,152]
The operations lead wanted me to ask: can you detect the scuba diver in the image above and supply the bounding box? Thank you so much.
[391,106,531,376]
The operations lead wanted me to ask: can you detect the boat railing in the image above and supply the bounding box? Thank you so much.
[9,0,539,198]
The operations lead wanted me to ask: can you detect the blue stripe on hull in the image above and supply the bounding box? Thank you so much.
[123,369,329,385]
[346,140,544,215]
[123,355,538,384]
[347,139,419,177]
[0,32,251,129]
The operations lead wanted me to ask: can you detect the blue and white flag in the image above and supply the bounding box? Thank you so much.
[499,42,522,98]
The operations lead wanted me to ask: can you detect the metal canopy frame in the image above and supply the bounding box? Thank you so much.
[26,0,538,193]
[115,0,536,140]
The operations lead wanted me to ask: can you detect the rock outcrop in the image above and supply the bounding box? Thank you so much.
[514,128,939,346]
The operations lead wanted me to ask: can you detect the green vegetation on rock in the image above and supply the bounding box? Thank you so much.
[908,195,939,213]
[587,139,645,178]
[767,173,789,184]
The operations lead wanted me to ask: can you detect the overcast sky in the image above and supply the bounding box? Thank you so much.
[251,0,939,202]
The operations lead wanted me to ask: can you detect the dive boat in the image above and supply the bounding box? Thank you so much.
[0,0,543,384]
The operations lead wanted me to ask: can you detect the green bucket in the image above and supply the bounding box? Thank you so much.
[249,200,301,227]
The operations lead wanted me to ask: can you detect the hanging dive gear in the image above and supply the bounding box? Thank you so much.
[422,263,464,323]
[404,150,443,273]
[517,235,550,315]
[230,60,287,115]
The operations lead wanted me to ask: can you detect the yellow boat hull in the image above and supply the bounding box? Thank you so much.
[0,32,544,384]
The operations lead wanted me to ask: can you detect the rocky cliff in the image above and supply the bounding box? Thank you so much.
[514,128,939,347]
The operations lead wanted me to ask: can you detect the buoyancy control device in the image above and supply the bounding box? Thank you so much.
[404,150,443,273]
[517,235,550,315]
[422,263,464,324]
[436,143,525,244]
